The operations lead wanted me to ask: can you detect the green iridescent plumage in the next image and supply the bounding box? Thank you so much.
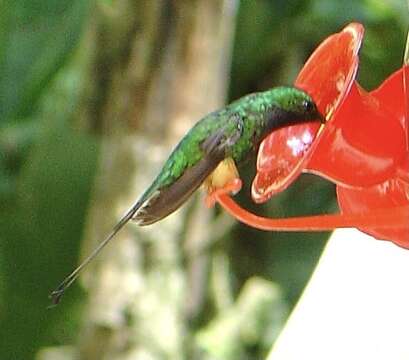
[50,86,323,305]
[140,86,320,207]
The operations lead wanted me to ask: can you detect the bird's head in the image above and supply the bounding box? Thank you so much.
[269,87,325,125]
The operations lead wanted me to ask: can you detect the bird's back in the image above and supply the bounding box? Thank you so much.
[132,111,227,223]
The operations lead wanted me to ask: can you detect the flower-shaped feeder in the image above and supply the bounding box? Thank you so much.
[252,23,363,201]
[214,23,409,248]
[253,23,406,201]
[336,66,409,246]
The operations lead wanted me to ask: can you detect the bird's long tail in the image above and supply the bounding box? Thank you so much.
[49,202,141,306]
[50,155,222,306]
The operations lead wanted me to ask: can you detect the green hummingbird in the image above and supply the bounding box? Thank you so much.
[50,86,324,305]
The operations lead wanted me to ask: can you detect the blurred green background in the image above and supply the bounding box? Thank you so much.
[0,1,407,359]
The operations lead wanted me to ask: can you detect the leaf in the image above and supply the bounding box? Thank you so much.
[0,125,98,359]
[0,0,90,126]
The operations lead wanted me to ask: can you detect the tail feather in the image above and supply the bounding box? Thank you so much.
[49,202,141,306]
[50,155,221,306]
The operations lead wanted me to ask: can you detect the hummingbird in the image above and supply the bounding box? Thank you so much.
[50,86,324,305]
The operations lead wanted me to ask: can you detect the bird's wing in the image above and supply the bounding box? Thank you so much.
[201,113,244,158]
[133,113,244,225]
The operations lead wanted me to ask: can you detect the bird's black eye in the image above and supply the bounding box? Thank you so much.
[303,100,314,112]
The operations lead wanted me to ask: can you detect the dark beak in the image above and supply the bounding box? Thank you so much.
[317,111,326,124]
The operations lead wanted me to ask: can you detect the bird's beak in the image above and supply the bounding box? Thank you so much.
[317,112,326,124]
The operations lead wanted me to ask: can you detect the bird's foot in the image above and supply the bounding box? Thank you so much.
[205,178,242,208]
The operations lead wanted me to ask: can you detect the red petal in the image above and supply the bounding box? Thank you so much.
[370,66,408,183]
[252,23,363,202]
[333,66,409,247]
[337,180,409,248]
[251,122,320,202]
[307,80,406,186]
[404,65,409,150]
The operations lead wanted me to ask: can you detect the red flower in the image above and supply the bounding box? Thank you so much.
[216,23,409,248]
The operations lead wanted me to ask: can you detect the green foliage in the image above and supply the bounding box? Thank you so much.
[0,0,90,124]
[0,1,93,358]
[0,124,97,359]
